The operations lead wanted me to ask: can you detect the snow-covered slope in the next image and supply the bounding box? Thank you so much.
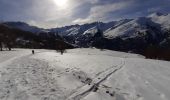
[105,18,158,38]
[104,13,170,39]
[148,12,170,30]
[104,17,150,38]
[0,48,170,100]
[50,21,118,37]
[83,27,98,36]
[67,27,80,36]
[50,25,80,36]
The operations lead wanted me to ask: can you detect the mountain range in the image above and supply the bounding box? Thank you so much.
[1,12,170,60]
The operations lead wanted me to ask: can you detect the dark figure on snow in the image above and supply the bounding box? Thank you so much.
[32,50,35,54]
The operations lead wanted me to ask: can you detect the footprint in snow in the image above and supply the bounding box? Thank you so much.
[49,69,54,72]
[65,68,70,73]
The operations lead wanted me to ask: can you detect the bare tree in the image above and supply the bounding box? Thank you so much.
[58,44,65,55]
[0,41,2,51]
[0,34,3,51]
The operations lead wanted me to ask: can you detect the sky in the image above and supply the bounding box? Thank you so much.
[0,0,170,28]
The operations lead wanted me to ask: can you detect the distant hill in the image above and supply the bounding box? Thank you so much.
[0,24,74,50]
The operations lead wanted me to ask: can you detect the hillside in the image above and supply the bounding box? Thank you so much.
[0,24,74,50]
[2,22,44,33]
[0,48,170,100]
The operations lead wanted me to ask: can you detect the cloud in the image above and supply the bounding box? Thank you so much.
[28,0,100,28]
[71,0,99,5]
[85,0,99,4]
[147,7,161,13]
[73,1,132,24]
[0,0,170,28]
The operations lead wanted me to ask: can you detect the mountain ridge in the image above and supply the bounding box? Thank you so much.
[2,12,169,38]
[1,12,170,60]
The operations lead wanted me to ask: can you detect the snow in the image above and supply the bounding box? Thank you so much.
[0,48,170,100]
[83,27,98,36]
[104,13,170,39]
[66,27,80,36]
[3,13,169,38]
[104,19,132,34]
[148,13,170,29]
[104,17,150,38]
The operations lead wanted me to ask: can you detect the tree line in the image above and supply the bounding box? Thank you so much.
[0,24,74,51]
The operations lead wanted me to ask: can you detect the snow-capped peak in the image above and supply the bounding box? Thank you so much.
[104,17,151,38]
[148,12,170,29]
[148,12,167,18]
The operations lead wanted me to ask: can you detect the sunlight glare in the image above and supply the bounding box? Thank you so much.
[53,0,68,8]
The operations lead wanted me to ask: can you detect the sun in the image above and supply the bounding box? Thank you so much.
[53,0,68,8]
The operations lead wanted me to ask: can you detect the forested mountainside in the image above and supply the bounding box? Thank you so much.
[0,24,74,51]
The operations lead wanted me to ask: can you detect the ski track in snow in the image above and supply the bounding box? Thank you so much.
[68,58,125,100]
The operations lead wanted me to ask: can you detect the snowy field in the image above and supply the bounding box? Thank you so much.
[0,48,170,100]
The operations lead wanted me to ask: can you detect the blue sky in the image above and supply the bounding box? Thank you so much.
[0,0,170,28]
